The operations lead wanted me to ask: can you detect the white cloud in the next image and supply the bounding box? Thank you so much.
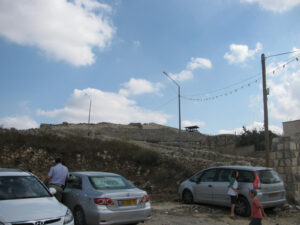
[224,42,262,64]
[241,0,300,13]
[182,120,205,127]
[292,47,300,57]
[170,70,194,82]
[119,78,162,97]
[37,87,170,124]
[268,67,300,122]
[168,57,212,82]
[187,57,212,70]
[0,0,115,66]
[219,121,282,135]
[0,116,39,130]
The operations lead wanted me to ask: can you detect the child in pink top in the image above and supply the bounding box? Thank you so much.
[248,189,268,225]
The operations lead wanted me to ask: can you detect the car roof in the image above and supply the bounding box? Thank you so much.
[0,168,32,176]
[70,171,121,177]
[208,165,268,171]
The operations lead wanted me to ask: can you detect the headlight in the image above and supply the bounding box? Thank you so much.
[63,208,74,224]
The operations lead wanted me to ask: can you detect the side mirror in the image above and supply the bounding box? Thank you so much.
[49,187,57,195]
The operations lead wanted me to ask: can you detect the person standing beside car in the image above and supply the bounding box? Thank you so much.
[44,157,69,202]
[248,188,267,225]
[227,170,239,218]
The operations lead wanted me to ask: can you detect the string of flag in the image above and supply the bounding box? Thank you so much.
[268,54,299,75]
[181,78,261,102]
[181,55,300,102]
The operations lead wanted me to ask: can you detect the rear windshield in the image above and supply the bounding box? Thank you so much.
[89,176,135,190]
[257,170,281,184]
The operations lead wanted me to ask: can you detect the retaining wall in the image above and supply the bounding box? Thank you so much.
[271,136,300,203]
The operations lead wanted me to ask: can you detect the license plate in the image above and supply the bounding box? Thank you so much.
[118,199,136,206]
[269,193,279,198]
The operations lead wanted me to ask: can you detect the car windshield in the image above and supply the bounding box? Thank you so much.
[0,176,51,200]
[89,176,135,190]
[257,170,281,184]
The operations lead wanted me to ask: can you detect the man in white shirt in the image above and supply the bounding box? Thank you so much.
[44,158,69,201]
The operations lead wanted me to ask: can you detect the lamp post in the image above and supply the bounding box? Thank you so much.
[84,93,92,124]
[163,71,182,150]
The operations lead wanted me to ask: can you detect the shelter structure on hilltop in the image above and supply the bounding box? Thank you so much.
[185,125,199,132]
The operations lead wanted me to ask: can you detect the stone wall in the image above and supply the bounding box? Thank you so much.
[283,120,300,137]
[39,122,237,149]
[214,144,255,156]
[270,136,300,203]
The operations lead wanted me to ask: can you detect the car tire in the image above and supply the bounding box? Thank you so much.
[182,190,194,204]
[74,207,86,225]
[235,196,251,217]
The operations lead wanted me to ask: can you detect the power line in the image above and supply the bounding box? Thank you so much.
[181,78,261,102]
[153,96,177,110]
[181,55,300,103]
[267,53,300,75]
[186,74,261,97]
[265,49,300,59]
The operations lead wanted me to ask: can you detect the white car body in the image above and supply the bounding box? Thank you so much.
[0,169,74,225]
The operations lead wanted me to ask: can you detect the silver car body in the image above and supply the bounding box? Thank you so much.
[178,166,286,216]
[63,171,151,225]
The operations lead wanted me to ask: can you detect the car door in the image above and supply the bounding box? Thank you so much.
[63,175,83,210]
[193,168,217,203]
[212,168,232,206]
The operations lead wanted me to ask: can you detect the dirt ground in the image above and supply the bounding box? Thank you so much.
[143,201,300,225]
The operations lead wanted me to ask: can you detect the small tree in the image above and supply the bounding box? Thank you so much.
[237,126,278,151]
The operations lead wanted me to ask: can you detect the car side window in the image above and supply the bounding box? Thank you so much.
[199,169,217,182]
[238,170,254,183]
[189,172,202,183]
[67,175,82,190]
[217,169,232,182]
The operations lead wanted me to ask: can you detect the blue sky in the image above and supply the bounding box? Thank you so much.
[0,0,300,134]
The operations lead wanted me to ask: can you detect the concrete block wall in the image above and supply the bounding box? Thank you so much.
[270,137,300,203]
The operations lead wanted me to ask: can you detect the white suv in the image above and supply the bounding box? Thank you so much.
[0,168,74,225]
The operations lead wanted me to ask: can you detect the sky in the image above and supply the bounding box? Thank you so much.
[0,0,300,135]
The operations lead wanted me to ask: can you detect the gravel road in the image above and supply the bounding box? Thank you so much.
[143,201,300,225]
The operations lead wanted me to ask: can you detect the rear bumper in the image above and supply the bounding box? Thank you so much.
[260,198,286,208]
[97,204,151,225]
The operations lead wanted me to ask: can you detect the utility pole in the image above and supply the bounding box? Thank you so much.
[163,71,182,151]
[261,53,270,167]
[88,98,92,124]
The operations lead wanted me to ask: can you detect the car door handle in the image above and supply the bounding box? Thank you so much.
[208,185,212,187]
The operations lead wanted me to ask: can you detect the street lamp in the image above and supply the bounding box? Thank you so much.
[163,71,182,150]
[84,93,92,124]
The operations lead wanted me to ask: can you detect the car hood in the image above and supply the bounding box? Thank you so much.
[0,197,67,222]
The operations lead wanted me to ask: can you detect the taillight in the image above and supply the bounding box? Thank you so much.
[253,172,261,189]
[94,197,114,205]
[140,195,150,203]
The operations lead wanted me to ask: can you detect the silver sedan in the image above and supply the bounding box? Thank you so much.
[63,171,151,225]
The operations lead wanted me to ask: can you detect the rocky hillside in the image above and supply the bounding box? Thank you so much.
[0,123,265,200]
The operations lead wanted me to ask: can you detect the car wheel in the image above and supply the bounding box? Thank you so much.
[235,196,251,217]
[74,207,86,225]
[182,190,194,204]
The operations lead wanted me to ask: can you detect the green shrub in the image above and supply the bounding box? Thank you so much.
[132,149,160,166]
